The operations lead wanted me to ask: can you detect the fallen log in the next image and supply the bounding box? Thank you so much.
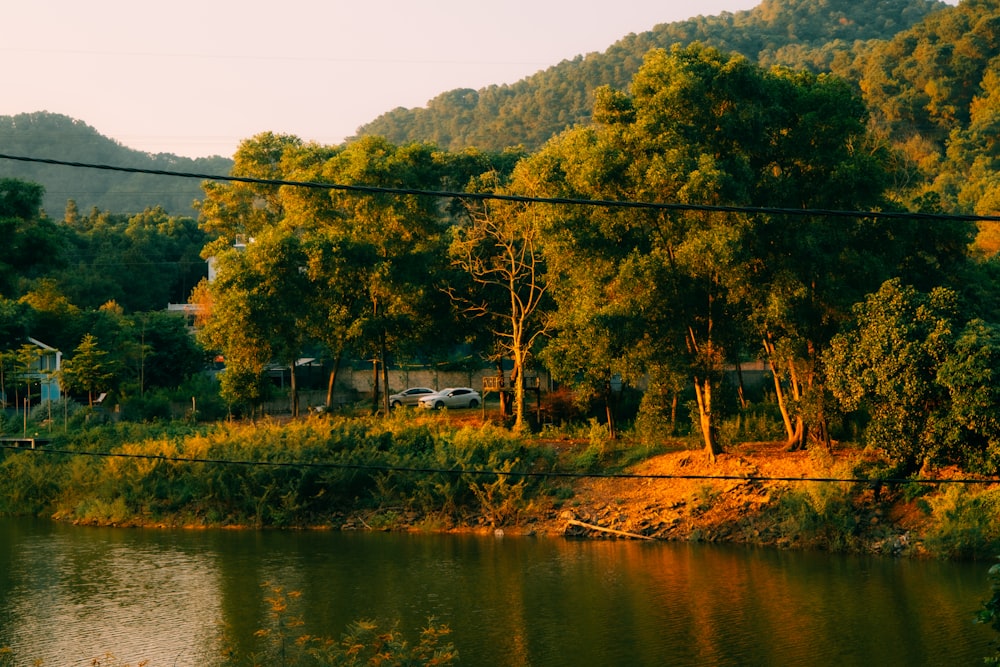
[566,518,654,541]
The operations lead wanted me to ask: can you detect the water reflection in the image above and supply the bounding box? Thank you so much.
[0,518,994,666]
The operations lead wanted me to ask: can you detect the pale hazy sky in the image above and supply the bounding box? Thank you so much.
[1,1,959,159]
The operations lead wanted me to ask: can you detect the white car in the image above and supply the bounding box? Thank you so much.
[389,387,436,408]
[418,387,482,409]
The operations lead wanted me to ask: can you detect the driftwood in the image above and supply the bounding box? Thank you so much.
[566,518,653,541]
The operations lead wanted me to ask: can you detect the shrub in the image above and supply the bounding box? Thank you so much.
[922,485,1000,559]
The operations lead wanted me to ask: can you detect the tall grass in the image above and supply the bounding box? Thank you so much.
[2,415,552,530]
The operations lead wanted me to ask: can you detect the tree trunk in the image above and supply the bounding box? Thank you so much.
[380,332,390,416]
[670,392,678,436]
[735,358,748,409]
[512,362,525,431]
[693,376,722,463]
[289,361,299,417]
[325,349,343,409]
[371,358,380,414]
[764,338,795,442]
[605,391,617,440]
[764,338,811,451]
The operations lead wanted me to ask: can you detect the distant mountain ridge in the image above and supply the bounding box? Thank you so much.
[0,112,233,218]
[355,0,950,151]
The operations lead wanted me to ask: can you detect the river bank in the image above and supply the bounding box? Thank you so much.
[4,416,998,560]
[362,438,992,560]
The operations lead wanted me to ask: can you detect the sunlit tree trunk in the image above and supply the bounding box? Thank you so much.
[289,362,299,417]
[380,330,391,415]
[693,376,721,463]
[325,349,343,410]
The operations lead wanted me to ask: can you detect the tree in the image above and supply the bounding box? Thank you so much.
[825,279,959,473]
[526,46,785,460]
[198,136,452,417]
[936,318,1000,472]
[0,178,62,298]
[731,69,910,451]
[61,333,116,407]
[311,138,451,414]
[13,343,41,419]
[123,311,205,394]
[450,184,550,431]
[193,229,312,417]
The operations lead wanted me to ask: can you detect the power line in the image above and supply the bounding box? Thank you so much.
[1,152,998,223]
[2,443,995,486]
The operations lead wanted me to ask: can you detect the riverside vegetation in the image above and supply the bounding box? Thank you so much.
[2,408,999,561]
[4,409,1000,665]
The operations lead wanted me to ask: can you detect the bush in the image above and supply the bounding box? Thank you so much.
[922,485,1000,559]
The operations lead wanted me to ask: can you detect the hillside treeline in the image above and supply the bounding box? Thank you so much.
[359,0,1000,239]
[356,0,947,152]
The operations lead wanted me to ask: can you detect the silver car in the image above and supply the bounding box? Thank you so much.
[389,387,435,408]
[417,387,482,409]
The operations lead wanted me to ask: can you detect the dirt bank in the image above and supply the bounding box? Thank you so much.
[512,440,954,557]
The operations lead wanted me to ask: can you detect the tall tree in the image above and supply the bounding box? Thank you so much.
[198,136,452,416]
[450,181,550,431]
[317,138,451,414]
[528,46,780,460]
[61,333,115,407]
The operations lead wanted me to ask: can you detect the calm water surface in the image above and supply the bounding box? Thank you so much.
[0,517,994,666]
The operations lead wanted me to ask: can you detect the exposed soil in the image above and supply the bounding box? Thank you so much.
[507,437,949,556]
[308,409,986,556]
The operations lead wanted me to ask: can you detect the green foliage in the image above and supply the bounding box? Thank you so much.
[776,482,864,552]
[922,485,1000,560]
[825,279,962,472]
[977,560,1000,665]
[0,447,65,516]
[0,111,232,216]
[46,206,209,311]
[717,402,787,444]
[936,319,1000,472]
[357,0,941,152]
[60,333,117,406]
[5,418,551,530]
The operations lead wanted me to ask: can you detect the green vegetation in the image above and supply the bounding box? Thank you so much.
[0,416,552,530]
[979,560,1000,664]
[0,0,999,561]
[0,111,232,216]
[357,0,946,153]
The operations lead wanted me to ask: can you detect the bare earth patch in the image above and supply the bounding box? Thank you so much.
[519,440,955,556]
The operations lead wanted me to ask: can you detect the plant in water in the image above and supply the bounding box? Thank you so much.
[227,582,457,666]
[467,458,527,527]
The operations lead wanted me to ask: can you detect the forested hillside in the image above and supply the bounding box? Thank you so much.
[845,1,1000,216]
[0,112,233,217]
[355,0,948,152]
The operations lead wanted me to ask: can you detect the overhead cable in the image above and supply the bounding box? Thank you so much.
[2,443,995,486]
[1,152,998,223]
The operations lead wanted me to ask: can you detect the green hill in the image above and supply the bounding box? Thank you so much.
[0,112,233,218]
[355,0,949,152]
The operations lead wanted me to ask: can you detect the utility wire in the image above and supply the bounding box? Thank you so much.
[2,152,999,223]
[2,443,995,486]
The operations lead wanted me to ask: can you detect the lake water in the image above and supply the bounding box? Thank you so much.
[0,517,995,666]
